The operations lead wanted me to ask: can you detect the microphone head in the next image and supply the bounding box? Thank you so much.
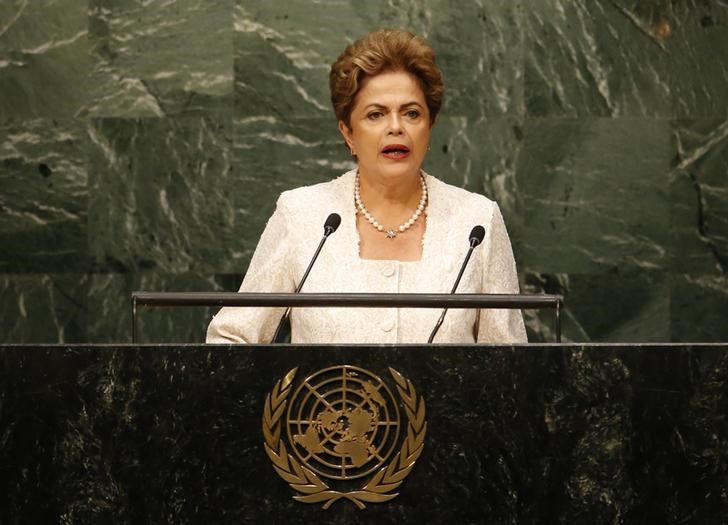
[469,225,485,247]
[324,213,341,236]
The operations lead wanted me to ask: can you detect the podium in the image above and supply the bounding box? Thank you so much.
[1,343,727,523]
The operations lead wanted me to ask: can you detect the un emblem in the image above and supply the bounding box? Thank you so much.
[262,366,427,509]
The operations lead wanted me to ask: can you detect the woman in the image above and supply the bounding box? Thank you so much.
[207,29,527,344]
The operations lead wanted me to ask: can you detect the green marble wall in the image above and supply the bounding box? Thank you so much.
[1,0,727,343]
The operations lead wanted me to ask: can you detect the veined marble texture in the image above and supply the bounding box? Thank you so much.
[425,116,522,221]
[525,0,728,117]
[0,0,88,120]
[84,0,233,117]
[235,0,523,118]
[87,116,234,274]
[1,0,728,342]
[671,119,728,276]
[0,274,87,343]
[1,344,727,522]
[0,119,88,272]
[516,117,671,274]
[523,270,670,343]
[670,119,728,341]
[88,272,238,343]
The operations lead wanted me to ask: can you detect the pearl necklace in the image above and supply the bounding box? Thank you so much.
[354,172,428,239]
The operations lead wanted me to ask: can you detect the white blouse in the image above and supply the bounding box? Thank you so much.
[206,170,527,344]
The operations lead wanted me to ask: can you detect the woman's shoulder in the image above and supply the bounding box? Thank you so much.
[425,173,499,218]
[277,169,355,213]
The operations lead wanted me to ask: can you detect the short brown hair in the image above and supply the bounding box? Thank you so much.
[329,29,444,128]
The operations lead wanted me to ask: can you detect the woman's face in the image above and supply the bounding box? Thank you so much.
[339,70,432,184]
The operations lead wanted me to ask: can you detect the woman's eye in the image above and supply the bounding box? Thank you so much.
[367,111,383,120]
[405,110,421,119]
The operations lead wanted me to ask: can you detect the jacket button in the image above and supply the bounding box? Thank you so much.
[382,262,395,277]
[381,319,394,332]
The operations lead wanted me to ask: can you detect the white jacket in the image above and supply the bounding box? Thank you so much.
[207,170,527,344]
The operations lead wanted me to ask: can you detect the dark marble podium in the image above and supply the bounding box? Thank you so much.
[1,344,727,524]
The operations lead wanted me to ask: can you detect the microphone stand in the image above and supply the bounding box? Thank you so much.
[270,214,340,343]
[427,226,484,343]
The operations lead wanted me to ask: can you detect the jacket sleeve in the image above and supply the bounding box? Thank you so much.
[206,195,296,343]
[476,203,528,343]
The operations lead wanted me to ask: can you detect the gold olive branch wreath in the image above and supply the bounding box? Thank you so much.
[262,367,427,509]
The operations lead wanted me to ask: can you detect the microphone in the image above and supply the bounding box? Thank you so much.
[270,213,341,343]
[427,225,486,343]
[323,212,341,237]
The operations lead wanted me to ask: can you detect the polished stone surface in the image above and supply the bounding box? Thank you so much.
[524,0,728,117]
[1,1,727,343]
[0,344,726,523]
[91,272,239,343]
[85,0,233,118]
[0,119,88,273]
[516,118,671,274]
[0,0,88,120]
[0,274,87,343]
[87,117,235,274]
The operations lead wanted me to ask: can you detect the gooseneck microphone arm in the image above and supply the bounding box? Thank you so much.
[427,225,486,344]
[270,213,341,343]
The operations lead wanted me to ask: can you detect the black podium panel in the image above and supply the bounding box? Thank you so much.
[1,344,727,524]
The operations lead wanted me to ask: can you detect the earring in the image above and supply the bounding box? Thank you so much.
[350,148,356,157]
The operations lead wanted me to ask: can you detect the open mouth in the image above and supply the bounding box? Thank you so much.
[381,144,411,159]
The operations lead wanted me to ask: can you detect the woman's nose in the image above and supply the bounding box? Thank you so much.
[387,114,403,134]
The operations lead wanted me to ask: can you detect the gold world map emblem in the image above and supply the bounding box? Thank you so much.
[262,366,427,509]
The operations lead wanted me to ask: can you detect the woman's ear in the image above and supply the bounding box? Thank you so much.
[338,120,354,150]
